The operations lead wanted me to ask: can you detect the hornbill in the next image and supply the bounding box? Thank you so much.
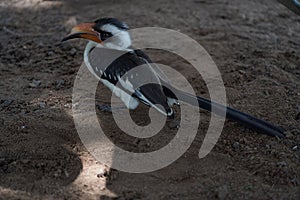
[62,17,285,138]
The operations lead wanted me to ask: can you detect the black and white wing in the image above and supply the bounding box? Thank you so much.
[87,46,174,116]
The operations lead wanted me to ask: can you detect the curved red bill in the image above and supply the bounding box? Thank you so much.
[62,22,102,43]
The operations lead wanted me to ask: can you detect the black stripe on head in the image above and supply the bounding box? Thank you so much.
[94,18,129,31]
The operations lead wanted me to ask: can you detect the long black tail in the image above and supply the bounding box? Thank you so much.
[174,89,285,138]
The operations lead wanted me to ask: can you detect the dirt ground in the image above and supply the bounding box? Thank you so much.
[0,0,300,199]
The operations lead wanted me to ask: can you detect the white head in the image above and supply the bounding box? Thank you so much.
[62,17,131,50]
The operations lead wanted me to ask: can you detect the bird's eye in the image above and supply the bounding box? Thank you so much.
[100,31,113,41]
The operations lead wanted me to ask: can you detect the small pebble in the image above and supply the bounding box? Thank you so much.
[277,161,287,167]
[97,168,108,178]
[47,51,55,56]
[38,102,46,108]
[29,79,41,88]
[64,104,71,108]
[100,186,106,191]
[21,125,27,129]
[55,79,65,90]
[292,146,298,150]
[0,99,13,108]
[232,142,240,150]
[64,169,69,178]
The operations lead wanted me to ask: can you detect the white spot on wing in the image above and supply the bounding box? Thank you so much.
[101,79,139,110]
[118,76,135,93]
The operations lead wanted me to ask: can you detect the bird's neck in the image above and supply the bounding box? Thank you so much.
[84,41,101,80]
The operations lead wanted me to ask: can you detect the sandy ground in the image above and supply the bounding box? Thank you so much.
[0,0,300,199]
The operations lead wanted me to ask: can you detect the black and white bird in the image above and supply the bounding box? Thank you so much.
[62,17,285,138]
